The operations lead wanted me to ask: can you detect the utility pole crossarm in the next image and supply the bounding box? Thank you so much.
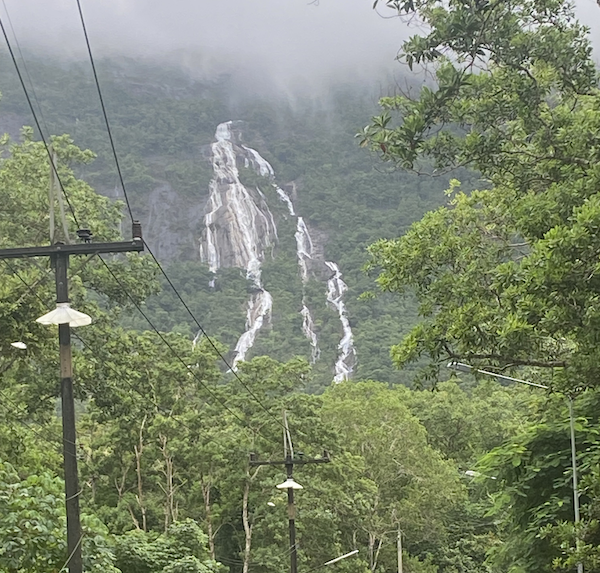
[249,448,330,573]
[0,239,143,259]
[249,451,331,467]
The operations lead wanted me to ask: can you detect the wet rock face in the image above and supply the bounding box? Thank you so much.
[200,121,275,366]
[200,121,277,276]
[142,181,204,262]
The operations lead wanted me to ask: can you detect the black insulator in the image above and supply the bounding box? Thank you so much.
[132,220,143,241]
[76,228,93,243]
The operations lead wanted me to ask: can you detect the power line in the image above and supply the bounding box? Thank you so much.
[0,14,80,226]
[73,4,288,430]
[0,0,50,138]
[74,0,134,222]
[0,21,256,437]
[142,238,289,428]
[3,259,241,446]
[96,255,251,429]
[2,2,294,444]
[74,1,289,435]
[0,389,64,452]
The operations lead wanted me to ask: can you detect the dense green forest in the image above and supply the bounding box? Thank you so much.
[2,0,600,571]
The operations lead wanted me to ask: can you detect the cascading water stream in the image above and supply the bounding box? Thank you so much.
[295,216,321,362]
[200,121,276,366]
[278,189,320,362]
[325,261,356,383]
[240,147,320,362]
[200,120,354,378]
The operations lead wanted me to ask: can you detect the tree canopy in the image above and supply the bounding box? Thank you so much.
[363,0,600,390]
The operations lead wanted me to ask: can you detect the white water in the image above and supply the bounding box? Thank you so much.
[325,261,356,383]
[243,145,275,177]
[295,217,313,283]
[200,120,354,378]
[242,159,320,363]
[200,121,276,366]
[301,304,320,363]
[276,187,296,216]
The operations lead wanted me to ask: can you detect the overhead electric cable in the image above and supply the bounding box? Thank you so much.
[142,237,290,426]
[96,254,252,428]
[75,0,134,221]
[0,389,73,456]
[0,27,256,440]
[3,260,237,447]
[0,0,50,138]
[0,15,80,226]
[74,1,290,436]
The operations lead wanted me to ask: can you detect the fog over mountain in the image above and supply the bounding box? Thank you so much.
[2,0,598,96]
[1,0,411,94]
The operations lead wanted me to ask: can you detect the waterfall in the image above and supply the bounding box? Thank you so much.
[277,187,321,363]
[325,261,356,383]
[295,217,313,282]
[301,304,320,364]
[276,187,296,216]
[200,120,354,380]
[200,121,276,366]
[245,157,321,363]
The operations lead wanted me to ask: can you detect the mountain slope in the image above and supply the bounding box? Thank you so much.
[0,53,462,388]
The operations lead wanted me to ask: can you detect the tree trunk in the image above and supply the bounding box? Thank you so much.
[368,532,376,572]
[134,415,148,532]
[242,478,253,573]
[202,479,216,560]
[159,433,177,531]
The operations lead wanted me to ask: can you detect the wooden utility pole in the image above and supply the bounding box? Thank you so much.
[250,413,330,573]
[0,222,144,573]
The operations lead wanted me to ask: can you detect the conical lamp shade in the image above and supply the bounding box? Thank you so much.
[276,477,303,490]
[36,303,92,327]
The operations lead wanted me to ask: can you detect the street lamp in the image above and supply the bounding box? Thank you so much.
[276,474,303,573]
[0,342,27,375]
[36,302,91,327]
[277,477,303,490]
[448,361,583,573]
[37,294,91,573]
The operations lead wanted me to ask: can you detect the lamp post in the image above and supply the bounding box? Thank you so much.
[250,447,330,573]
[0,221,144,573]
[36,254,91,573]
[448,361,583,573]
[276,469,303,573]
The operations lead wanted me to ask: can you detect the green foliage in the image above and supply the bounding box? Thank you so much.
[321,381,466,566]
[0,130,159,415]
[364,0,600,391]
[0,460,119,573]
[408,379,536,465]
[115,519,221,573]
[4,39,596,573]
[0,54,457,387]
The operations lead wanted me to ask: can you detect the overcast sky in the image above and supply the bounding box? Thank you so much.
[1,0,599,94]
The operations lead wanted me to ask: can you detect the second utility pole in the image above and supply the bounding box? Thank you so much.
[250,412,330,573]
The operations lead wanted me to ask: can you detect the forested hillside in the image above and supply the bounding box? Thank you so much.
[0,52,460,388]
